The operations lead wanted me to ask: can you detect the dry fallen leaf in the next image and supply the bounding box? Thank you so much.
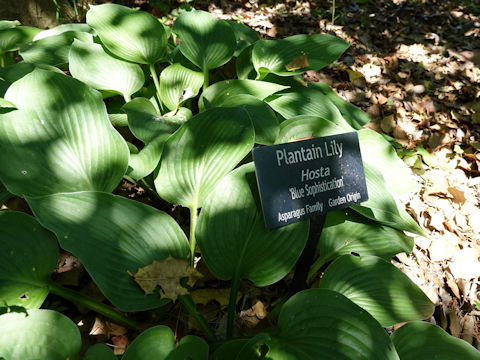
[285,54,310,71]
[239,301,268,328]
[447,186,467,205]
[131,256,202,301]
[111,335,129,356]
[449,248,480,280]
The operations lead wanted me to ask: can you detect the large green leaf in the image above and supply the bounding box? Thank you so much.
[0,183,11,205]
[0,68,129,197]
[197,163,309,285]
[165,335,209,360]
[69,39,144,100]
[154,107,254,209]
[359,129,418,196]
[33,23,93,41]
[236,43,256,80]
[237,289,399,359]
[252,34,349,79]
[0,211,57,309]
[159,63,204,111]
[28,191,190,311]
[391,321,480,360]
[227,21,260,56]
[0,26,40,53]
[87,4,167,64]
[275,115,344,143]
[83,344,116,360]
[0,62,35,96]
[352,165,424,235]
[126,137,166,182]
[19,31,92,66]
[216,94,279,145]
[0,20,20,31]
[122,326,175,360]
[173,10,236,72]
[0,309,81,360]
[314,82,370,129]
[309,208,414,277]
[318,255,435,327]
[266,84,353,130]
[199,79,288,111]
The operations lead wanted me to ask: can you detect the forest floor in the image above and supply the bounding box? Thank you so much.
[187,0,480,349]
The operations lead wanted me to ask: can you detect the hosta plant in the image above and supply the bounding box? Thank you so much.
[0,5,478,360]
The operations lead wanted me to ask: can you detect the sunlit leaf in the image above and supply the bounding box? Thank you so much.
[227,21,260,56]
[0,309,81,360]
[0,69,128,197]
[0,211,57,309]
[252,34,349,79]
[154,107,254,209]
[173,10,236,72]
[87,4,167,64]
[0,26,41,53]
[69,39,144,100]
[28,191,190,311]
[0,62,35,96]
[197,163,309,286]
[33,23,93,41]
[319,255,435,326]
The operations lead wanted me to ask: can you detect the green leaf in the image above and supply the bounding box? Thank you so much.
[252,34,349,79]
[127,137,166,181]
[69,39,144,100]
[237,289,399,360]
[197,163,309,285]
[33,23,93,41]
[318,255,435,327]
[0,20,20,31]
[266,84,353,130]
[275,115,344,143]
[314,82,370,129]
[236,43,256,80]
[391,321,480,360]
[216,94,279,145]
[0,97,15,109]
[0,62,35,96]
[83,344,116,360]
[351,165,424,235]
[19,31,92,66]
[0,211,57,309]
[0,309,81,360]
[122,326,175,360]
[227,21,260,56]
[154,107,254,209]
[159,63,204,111]
[173,10,236,72]
[211,339,251,360]
[199,79,288,111]
[166,335,209,360]
[0,68,129,197]
[0,26,41,53]
[28,191,190,312]
[310,208,414,277]
[359,129,418,196]
[87,4,167,64]
[0,183,11,205]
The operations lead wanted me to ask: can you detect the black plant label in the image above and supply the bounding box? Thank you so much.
[253,132,368,229]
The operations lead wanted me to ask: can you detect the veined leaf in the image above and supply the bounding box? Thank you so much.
[0,20,20,31]
[0,62,35,96]
[173,10,236,72]
[216,94,279,145]
[227,21,260,56]
[359,128,418,196]
[0,211,57,309]
[159,63,204,111]
[252,34,349,79]
[310,208,414,277]
[0,68,129,197]
[391,321,480,360]
[28,191,190,311]
[199,79,288,111]
[276,115,344,144]
[154,107,254,209]
[236,289,399,360]
[87,4,167,64]
[33,23,93,41]
[0,309,81,360]
[352,165,424,235]
[19,31,92,66]
[0,97,15,110]
[69,39,144,100]
[318,255,435,326]
[197,163,309,285]
[266,84,353,130]
[236,43,256,80]
[0,26,40,53]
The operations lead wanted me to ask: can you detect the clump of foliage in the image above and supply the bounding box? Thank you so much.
[0,4,479,359]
